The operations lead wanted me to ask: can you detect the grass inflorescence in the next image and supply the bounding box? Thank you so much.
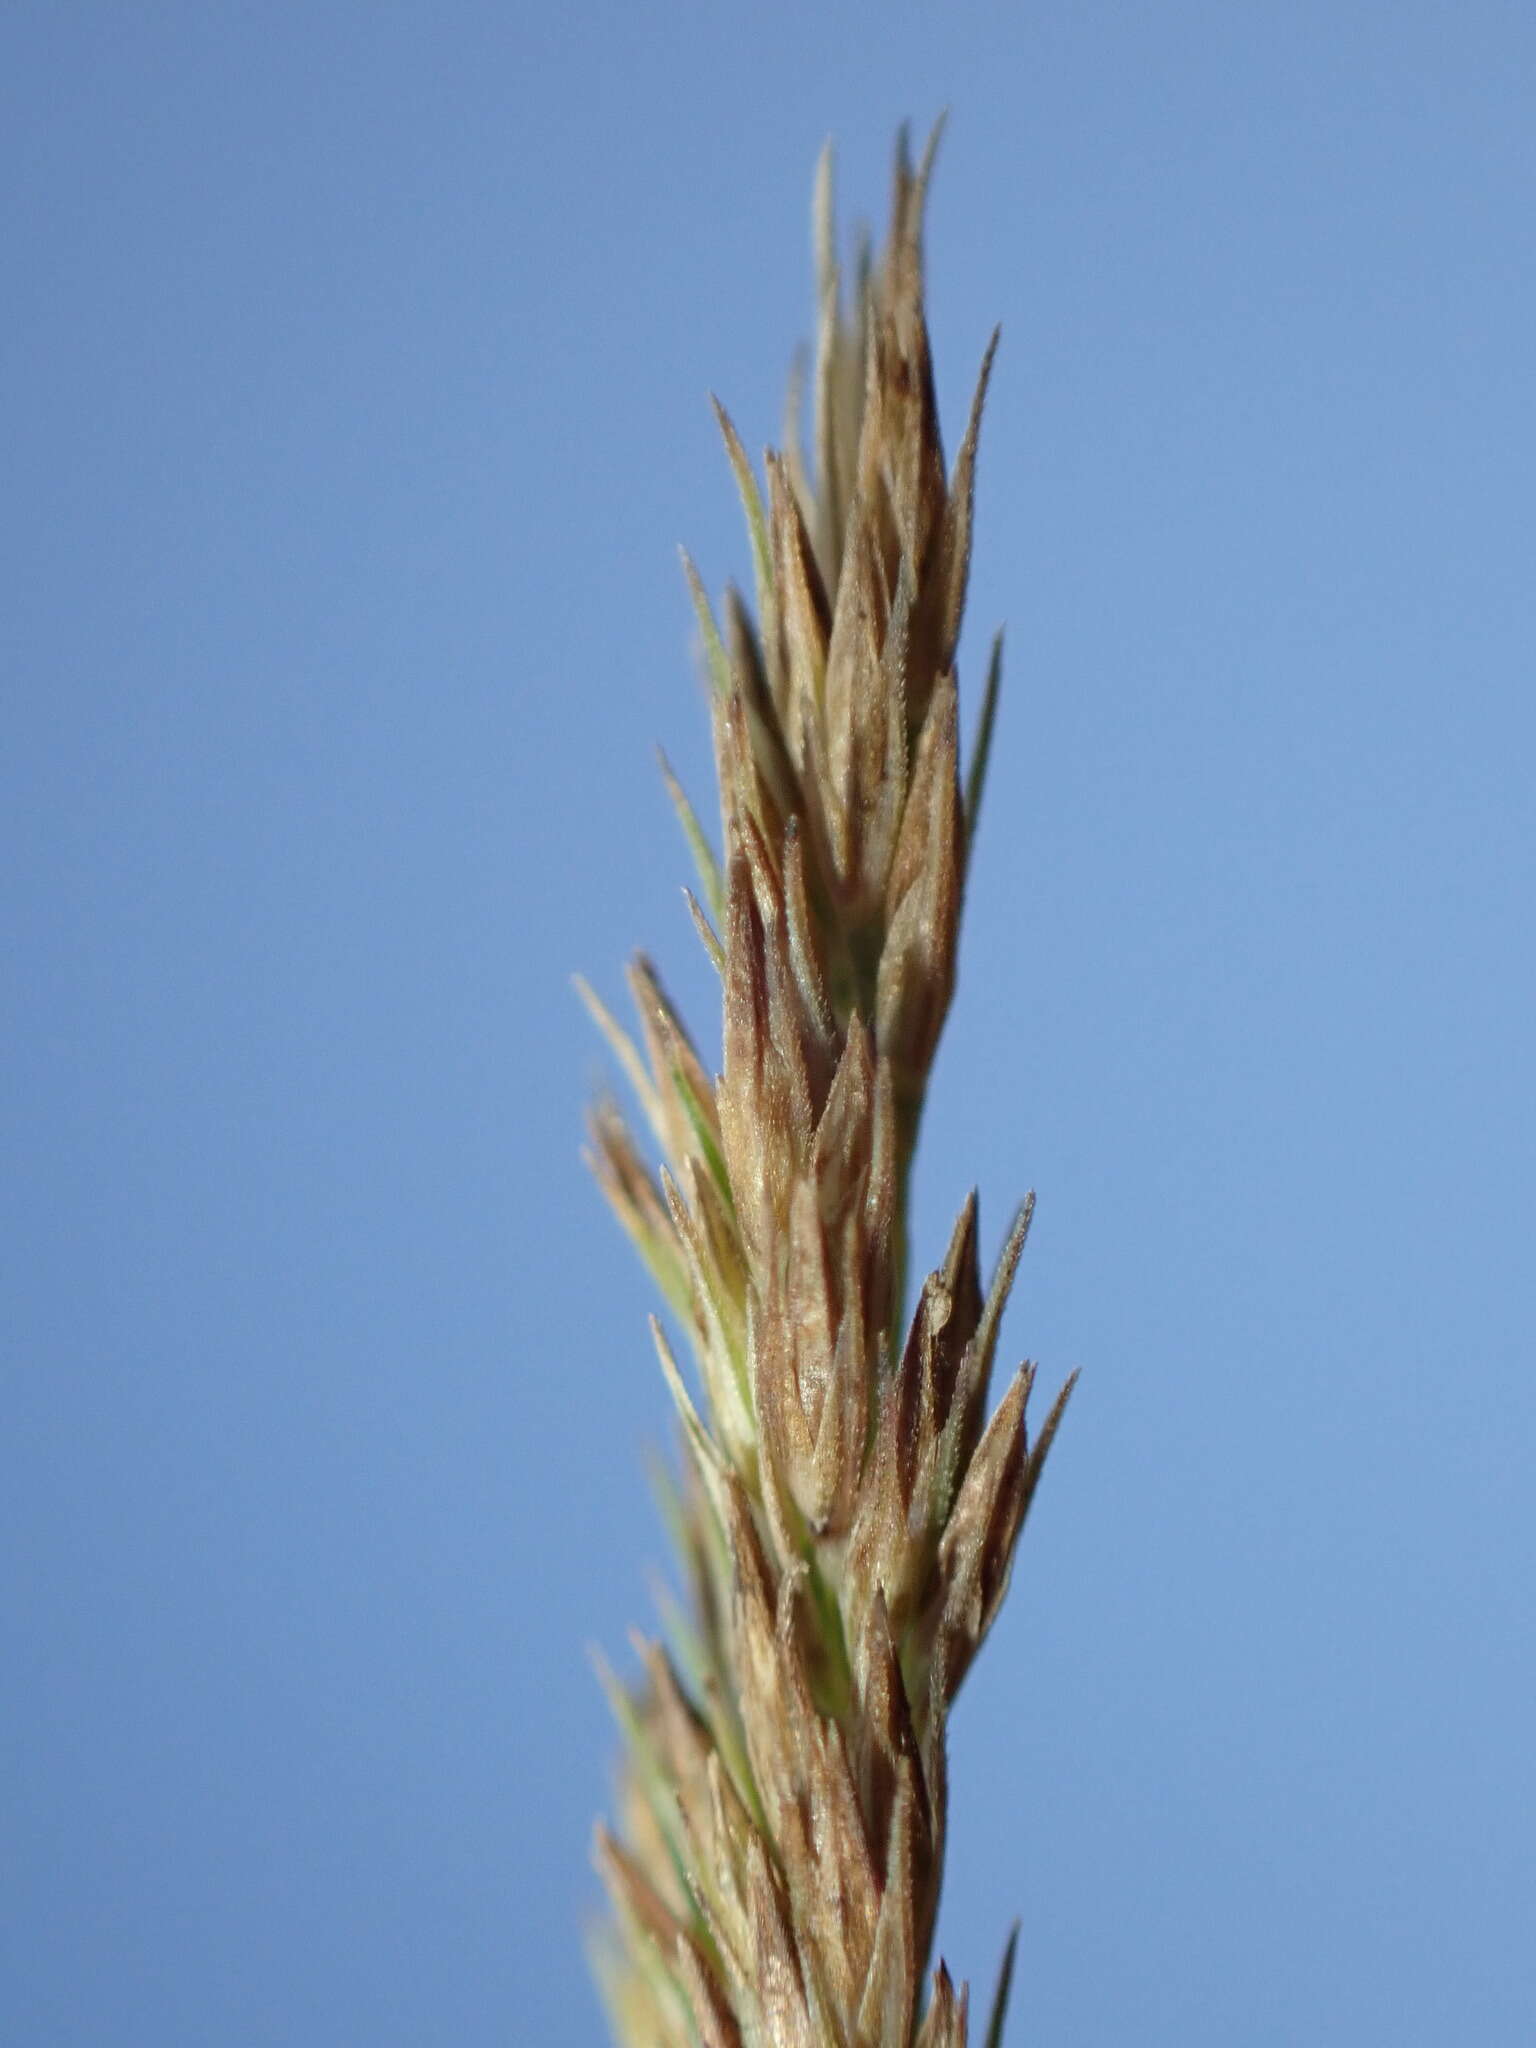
[581,124,1074,2048]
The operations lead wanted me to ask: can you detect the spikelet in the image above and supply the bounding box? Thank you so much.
[584,124,1074,2047]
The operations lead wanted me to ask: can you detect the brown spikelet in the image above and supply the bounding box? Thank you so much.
[582,125,1074,2045]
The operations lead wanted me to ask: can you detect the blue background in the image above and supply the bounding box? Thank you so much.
[5,6,1534,2042]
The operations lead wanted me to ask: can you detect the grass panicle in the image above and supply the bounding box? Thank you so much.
[583,126,1074,2047]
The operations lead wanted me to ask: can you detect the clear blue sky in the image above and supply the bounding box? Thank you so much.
[4,6,1534,2042]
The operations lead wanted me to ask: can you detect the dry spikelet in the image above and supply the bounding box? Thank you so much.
[583,122,1075,2047]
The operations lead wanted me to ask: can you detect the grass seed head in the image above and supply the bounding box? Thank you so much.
[582,124,1074,2046]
